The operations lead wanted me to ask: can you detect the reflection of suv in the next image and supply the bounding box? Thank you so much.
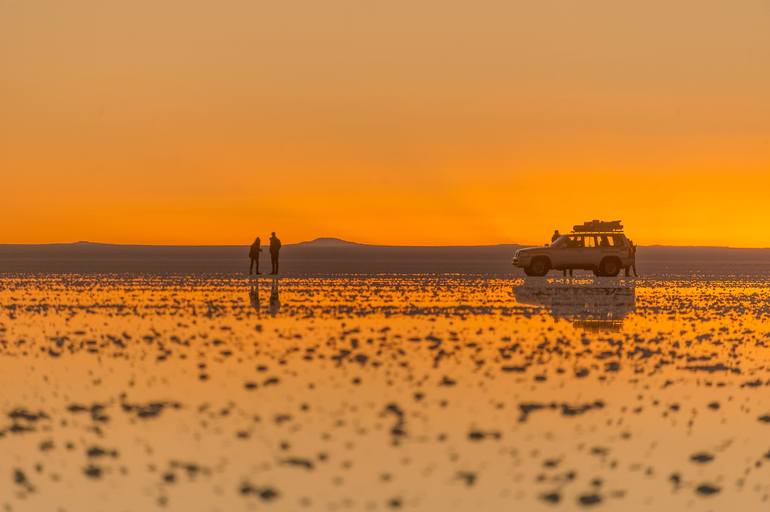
[513,222,633,277]
[513,282,636,330]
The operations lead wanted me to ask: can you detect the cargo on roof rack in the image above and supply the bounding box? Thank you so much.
[572,220,623,233]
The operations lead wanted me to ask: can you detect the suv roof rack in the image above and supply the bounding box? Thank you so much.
[572,220,623,233]
[568,231,626,236]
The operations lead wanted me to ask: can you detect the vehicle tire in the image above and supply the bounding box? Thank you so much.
[527,257,550,277]
[599,257,621,277]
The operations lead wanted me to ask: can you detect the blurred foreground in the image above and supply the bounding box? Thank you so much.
[1,274,770,511]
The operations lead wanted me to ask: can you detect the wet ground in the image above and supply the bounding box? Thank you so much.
[2,274,770,511]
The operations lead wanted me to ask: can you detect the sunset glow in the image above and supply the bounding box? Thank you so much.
[3,0,770,246]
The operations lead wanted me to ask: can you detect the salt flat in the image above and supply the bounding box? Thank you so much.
[1,274,770,511]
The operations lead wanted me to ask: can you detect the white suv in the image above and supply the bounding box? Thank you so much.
[513,231,633,277]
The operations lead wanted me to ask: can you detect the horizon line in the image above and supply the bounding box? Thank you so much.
[2,239,770,251]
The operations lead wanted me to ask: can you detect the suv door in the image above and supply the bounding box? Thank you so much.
[552,235,584,269]
[597,234,625,262]
[594,234,613,268]
[579,235,600,268]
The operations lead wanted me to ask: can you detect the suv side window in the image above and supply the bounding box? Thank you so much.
[584,236,597,248]
[612,235,626,247]
[598,235,613,247]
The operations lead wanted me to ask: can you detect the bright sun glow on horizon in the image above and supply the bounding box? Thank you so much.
[2,1,770,247]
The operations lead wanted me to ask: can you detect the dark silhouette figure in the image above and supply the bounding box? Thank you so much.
[249,283,260,316]
[249,237,262,275]
[625,240,639,277]
[269,232,281,275]
[269,278,280,316]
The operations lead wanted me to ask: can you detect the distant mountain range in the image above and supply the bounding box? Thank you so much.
[1,239,769,275]
[293,237,363,247]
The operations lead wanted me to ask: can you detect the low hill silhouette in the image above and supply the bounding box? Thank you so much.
[1,240,769,275]
[294,237,362,247]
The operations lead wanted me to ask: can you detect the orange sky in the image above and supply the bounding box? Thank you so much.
[2,0,770,247]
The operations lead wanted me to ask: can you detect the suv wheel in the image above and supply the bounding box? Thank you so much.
[527,257,550,277]
[599,257,621,277]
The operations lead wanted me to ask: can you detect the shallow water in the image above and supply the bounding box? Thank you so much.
[2,274,770,511]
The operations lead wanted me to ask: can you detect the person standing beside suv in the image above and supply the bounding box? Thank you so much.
[625,239,638,277]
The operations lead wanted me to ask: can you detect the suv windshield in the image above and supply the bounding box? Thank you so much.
[551,235,584,248]
[551,236,569,248]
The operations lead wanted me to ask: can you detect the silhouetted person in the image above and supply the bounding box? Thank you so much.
[269,232,281,275]
[269,278,280,316]
[249,237,262,275]
[551,230,560,244]
[249,283,260,316]
[625,240,638,277]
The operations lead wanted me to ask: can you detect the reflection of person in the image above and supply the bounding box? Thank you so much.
[249,283,260,316]
[269,232,281,275]
[551,230,560,244]
[269,279,280,316]
[625,239,638,277]
[249,237,262,275]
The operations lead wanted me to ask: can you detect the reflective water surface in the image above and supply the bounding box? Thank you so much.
[2,274,770,511]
